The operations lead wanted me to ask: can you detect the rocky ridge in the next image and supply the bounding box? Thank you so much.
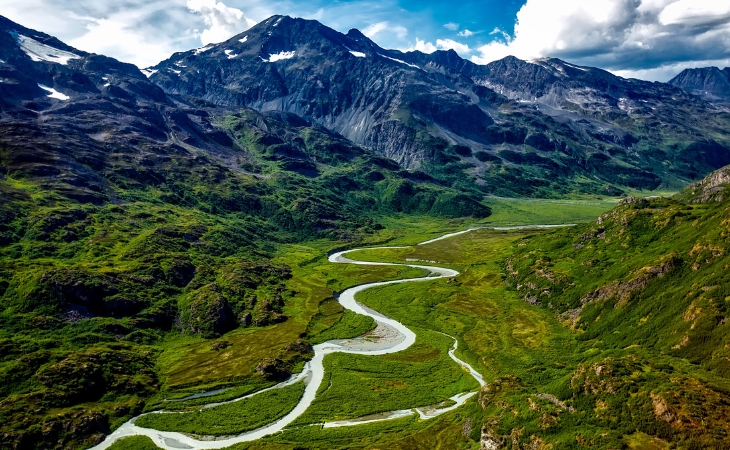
[669,66,730,103]
[150,15,730,196]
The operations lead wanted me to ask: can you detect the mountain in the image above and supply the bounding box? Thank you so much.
[503,166,730,448]
[3,11,730,449]
[150,15,730,197]
[0,14,490,448]
[669,66,730,102]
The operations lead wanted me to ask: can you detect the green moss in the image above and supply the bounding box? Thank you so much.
[136,382,305,436]
[108,436,159,450]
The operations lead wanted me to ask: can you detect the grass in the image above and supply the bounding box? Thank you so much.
[112,200,622,449]
[219,227,581,449]
[293,330,479,425]
[307,309,376,345]
[136,382,305,436]
[0,168,629,450]
[107,436,159,450]
[483,197,620,226]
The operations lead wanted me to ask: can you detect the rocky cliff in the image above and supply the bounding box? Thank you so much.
[149,16,730,196]
[669,66,730,102]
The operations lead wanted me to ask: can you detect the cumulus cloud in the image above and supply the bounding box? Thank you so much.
[404,38,470,55]
[436,39,471,54]
[458,29,475,37]
[363,21,408,39]
[407,38,438,53]
[443,22,460,31]
[69,11,184,68]
[187,0,256,45]
[470,0,730,80]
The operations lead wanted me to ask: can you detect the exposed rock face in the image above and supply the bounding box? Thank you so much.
[669,67,730,102]
[685,165,730,202]
[480,427,500,450]
[149,15,730,194]
[581,255,680,308]
[149,16,494,171]
[0,15,250,205]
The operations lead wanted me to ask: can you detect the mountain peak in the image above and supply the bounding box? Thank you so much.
[346,28,368,41]
[669,66,730,102]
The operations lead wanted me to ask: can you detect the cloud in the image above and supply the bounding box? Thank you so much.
[404,38,470,55]
[658,0,730,25]
[436,39,471,54]
[187,0,255,45]
[470,0,730,81]
[69,11,185,68]
[363,21,408,39]
[406,38,438,53]
[443,22,460,31]
[458,29,474,37]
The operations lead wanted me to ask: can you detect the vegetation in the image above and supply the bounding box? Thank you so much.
[12,103,726,449]
[107,436,159,450]
[306,309,377,345]
[294,330,479,426]
[498,188,730,448]
[136,382,305,436]
[0,105,494,448]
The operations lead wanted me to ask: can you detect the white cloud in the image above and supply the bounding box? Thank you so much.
[363,21,388,37]
[443,22,459,31]
[363,21,408,39]
[458,29,474,37]
[613,58,730,81]
[187,0,255,45]
[69,14,178,68]
[404,38,470,56]
[470,0,730,81]
[407,38,438,53]
[436,39,470,54]
[658,0,730,25]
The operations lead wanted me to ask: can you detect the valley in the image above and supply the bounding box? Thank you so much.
[98,218,586,450]
[1,9,730,450]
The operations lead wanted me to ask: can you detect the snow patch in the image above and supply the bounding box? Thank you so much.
[102,76,109,81]
[224,49,238,59]
[262,51,296,63]
[140,68,157,78]
[169,68,181,75]
[11,32,80,65]
[103,83,110,87]
[378,53,420,69]
[345,47,366,58]
[37,84,69,100]
[274,18,282,27]
[239,36,248,43]
[0,59,5,64]
[174,61,187,68]
[193,44,214,55]
[563,62,588,72]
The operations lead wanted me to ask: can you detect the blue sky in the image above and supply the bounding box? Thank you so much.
[3,0,730,81]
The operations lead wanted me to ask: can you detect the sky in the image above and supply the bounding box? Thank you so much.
[2,0,730,81]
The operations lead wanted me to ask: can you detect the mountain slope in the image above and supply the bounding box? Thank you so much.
[0,15,490,448]
[150,15,730,197]
[669,66,730,102]
[502,167,730,448]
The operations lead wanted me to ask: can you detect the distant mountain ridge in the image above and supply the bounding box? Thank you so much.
[668,66,730,102]
[149,15,730,197]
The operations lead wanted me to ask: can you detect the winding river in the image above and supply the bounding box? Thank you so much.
[89,228,520,450]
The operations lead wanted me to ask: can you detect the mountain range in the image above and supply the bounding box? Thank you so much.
[148,15,730,196]
[2,12,730,449]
